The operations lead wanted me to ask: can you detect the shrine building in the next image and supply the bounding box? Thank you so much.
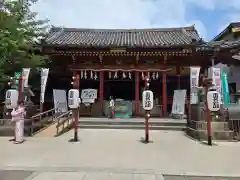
[40,25,240,117]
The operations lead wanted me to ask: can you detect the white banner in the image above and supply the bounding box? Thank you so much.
[171,89,187,115]
[53,89,68,114]
[22,68,31,88]
[190,67,200,104]
[40,68,49,103]
[208,67,222,104]
[81,89,98,104]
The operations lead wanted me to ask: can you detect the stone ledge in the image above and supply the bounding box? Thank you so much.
[186,127,234,141]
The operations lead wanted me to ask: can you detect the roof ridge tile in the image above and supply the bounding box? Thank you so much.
[45,25,201,48]
[50,26,196,33]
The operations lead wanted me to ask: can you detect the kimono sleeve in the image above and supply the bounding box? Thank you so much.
[11,109,18,117]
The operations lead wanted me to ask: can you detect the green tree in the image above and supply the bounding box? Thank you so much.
[0,0,49,91]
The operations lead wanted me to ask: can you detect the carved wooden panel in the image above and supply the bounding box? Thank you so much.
[102,56,136,65]
[76,56,99,65]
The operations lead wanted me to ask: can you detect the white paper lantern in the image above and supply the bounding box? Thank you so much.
[142,90,154,110]
[68,89,80,109]
[5,89,19,109]
[207,90,221,112]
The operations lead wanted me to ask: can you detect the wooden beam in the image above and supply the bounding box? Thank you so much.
[68,64,173,71]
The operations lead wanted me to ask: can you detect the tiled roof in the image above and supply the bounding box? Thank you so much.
[196,40,240,51]
[212,22,240,41]
[44,26,201,48]
[211,40,240,49]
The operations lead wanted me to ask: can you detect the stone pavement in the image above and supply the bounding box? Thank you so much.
[1,170,240,180]
[1,129,240,179]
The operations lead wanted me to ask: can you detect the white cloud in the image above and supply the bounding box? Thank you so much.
[31,0,239,39]
[215,12,240,36]
[32,0,207,36]
[187,0,240,10]
[228,13,240,22]
[186,0,216,10]
[185,0,240,38]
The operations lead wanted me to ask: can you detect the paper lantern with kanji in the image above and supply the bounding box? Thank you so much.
[5,89,18,109]
[142,90,154,110]
[207,90,221,112]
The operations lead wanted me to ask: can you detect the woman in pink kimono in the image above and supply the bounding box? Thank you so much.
[11,100,26,144]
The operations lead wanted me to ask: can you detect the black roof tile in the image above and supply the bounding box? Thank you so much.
[44,26,201,48]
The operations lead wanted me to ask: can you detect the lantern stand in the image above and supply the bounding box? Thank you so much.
[6,74,23,142]
[70,73,80,142]
[203,77,213,146]
[144,76,150,143]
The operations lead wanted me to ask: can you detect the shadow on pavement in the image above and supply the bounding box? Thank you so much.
[163,175,240,180]
[0,170,34,180]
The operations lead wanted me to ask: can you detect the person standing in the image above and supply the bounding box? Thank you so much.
[109,96,115,118]
[11,100,26,144]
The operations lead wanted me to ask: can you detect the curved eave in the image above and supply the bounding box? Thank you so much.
[40,43,198,49]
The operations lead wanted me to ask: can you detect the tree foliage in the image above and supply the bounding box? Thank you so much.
[0,0,49,89]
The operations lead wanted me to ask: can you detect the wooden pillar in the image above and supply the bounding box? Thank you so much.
[162,56,167,117]
[73,71,80,89]
[162,71,167,116]
[135,71,139,116]
[177,75,181,89]
[177,66,181,89]
[72,71,80,141]
[99,71,104,116]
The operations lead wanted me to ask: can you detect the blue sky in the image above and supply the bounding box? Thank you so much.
[32,0,240,40]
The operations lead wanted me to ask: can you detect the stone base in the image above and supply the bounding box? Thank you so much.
[187,121,235,141]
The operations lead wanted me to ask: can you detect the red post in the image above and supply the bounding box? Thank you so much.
[99,71,104,116]
[162,71,167,116]
[145,111,149,142]
[135,71,139,116]
[73,72,80,142]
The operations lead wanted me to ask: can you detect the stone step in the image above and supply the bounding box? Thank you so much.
[78,119,186,127]
[196,122,230,131]
[0,122,52,137]
[186,127,235,141]
[198,130,235,141]
[0,125,30,136]
[78,124,186,131]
